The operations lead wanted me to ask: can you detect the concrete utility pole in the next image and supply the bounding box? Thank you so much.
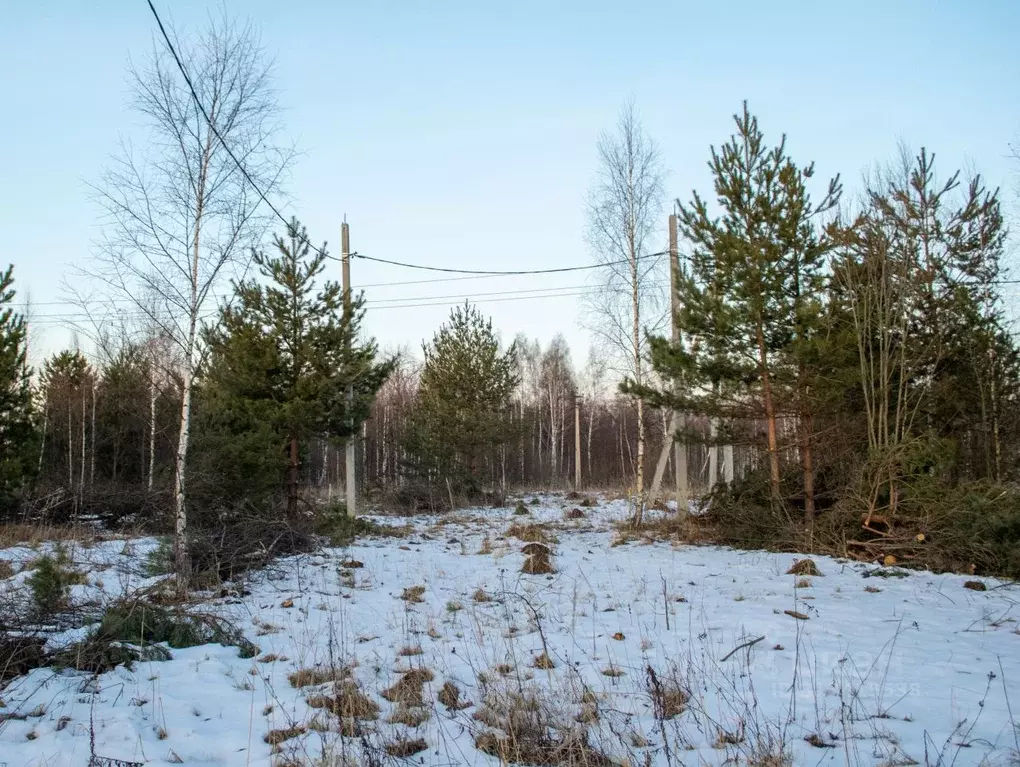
[574,393,582,489]
[648,213,688,508]
[342,221,356,517]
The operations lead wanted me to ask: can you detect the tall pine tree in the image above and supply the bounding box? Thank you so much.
[199,219,392,516]
[636,104,839,521]
[0,266,37,515]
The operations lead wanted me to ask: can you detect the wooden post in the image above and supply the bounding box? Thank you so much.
[342,221,356,517]
[574,394,582,489]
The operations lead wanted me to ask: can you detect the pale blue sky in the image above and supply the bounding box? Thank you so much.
[3,1,1018,368]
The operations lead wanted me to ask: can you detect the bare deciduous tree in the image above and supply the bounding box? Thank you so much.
[80,12,292,585]
[583,102,665,522]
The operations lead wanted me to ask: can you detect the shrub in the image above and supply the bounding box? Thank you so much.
[27,554,84,613]
[144,538,174,576]
[91,602,256,658]
[316,509,407,547]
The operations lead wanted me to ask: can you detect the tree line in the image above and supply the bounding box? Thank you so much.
[0,11,1017,584]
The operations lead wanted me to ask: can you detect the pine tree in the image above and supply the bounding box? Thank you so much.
[635,104,839,520]
[40,350,91,497]
[836,149,1013,512]
[199,218,392,516]
[405,303,519,500]
[0,265,37,515]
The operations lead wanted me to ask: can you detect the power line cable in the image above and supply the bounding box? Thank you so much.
[149,0,647,280]
[348,250,668,275]
[25,286,604,324]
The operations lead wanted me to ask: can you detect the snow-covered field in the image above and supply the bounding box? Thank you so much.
[1,495,1018,766]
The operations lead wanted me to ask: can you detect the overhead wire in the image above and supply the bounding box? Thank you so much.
[145,0,670,282]
[24,285,605,324]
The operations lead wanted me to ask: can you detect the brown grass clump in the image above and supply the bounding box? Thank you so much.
[473,724,614,766]
[384,737,428,758]
[306,680,380,722]
[339,559,363,569]
[520,542,551,557]
[521,546,555,575]
[264,725,306,745]
[400,585,426,603]
[387,705,430,727]
[0,524,102,549]
[0,560,14,580]
[397,645,424,657]
[288,666,349,688]
[646,666,689,720]
[505,523,556,544]
[963,580,987,591]
[381,668,435,707]
[532,652,555,670]
[565,508,586,520]
[795,577,812,588]
[786,559,822,576]
[438,681,471,710]
[477,536,493,555]
[601,665,625,678]
[472,587,492,603]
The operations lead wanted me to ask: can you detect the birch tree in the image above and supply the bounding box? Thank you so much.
[584,102,665,523]
[84,12,291,585]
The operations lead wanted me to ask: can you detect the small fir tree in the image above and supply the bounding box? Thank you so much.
[405,303,519,500]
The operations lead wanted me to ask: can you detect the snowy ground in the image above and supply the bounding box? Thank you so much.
[1,495,1018,766]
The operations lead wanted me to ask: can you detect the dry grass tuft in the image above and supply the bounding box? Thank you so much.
[505,522,557,544]
[472,588,492,603]
[795,577,812,588]
[532,652,555,670]
[963,580,987,591]
[339,559,363,569]
[472,686,615,767]
[477,536,493,555]
[381,668,435,707]
[387,704,430,727]
[306,680,380,722]
[264,725,306,745]
[397,645,424,657]
[400,585,426,603]
[0,560,13,580]
[384,737,428,758]
[520,542,551,557]
[646,666,689,720]
[521,548,555,575]
[438,681,471,710]
[565,508,586,519]
[601,665,625,678]
[0,523,103,549]
[786,559,821,576]
[288,666,349,688]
